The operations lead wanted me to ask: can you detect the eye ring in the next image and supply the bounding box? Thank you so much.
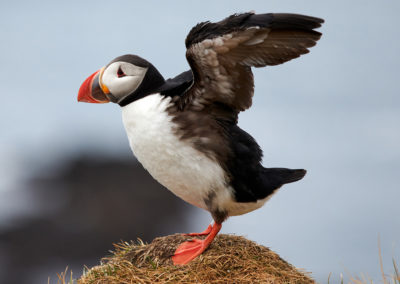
[117,67,126,78]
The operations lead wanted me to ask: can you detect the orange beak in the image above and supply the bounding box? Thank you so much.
[77,68,110,103]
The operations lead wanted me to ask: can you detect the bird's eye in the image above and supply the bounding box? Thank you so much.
[117,67,126,78]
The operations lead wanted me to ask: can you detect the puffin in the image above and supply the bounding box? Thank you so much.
[77,12,323,265]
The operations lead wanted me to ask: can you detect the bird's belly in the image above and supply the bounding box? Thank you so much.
[121,94,229,211]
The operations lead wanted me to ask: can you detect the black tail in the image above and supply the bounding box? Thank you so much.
[261,168,307,190]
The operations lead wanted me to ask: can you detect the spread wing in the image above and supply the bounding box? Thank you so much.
[180,12,324,112]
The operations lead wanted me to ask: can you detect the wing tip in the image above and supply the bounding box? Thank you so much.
[270,13,324,30]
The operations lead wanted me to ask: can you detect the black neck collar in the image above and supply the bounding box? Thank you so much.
[118,64,165,107]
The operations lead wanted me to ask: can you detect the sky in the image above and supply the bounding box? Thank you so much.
[1,0,400,282]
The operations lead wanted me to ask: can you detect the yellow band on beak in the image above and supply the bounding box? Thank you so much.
[99,67,110,94]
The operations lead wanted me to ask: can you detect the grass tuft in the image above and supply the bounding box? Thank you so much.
[393,258,400,284]
[52,267,74,284]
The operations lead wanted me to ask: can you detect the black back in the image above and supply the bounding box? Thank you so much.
[221,122,306,202]
[160,70,193,98]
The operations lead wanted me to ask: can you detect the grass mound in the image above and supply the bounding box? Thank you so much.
[79,234,313,283]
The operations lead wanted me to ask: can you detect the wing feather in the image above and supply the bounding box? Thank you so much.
[182,12,324,112]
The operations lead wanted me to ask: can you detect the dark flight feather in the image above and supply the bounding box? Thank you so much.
[181,12,324,113]
[185,13,323,47]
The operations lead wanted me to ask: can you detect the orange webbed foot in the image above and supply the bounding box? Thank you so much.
[172,238,207,265]
[172,223,221,265]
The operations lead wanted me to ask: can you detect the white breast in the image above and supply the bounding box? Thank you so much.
[121,94,230,211]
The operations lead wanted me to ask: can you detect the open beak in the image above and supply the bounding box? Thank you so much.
[78,68,110,103]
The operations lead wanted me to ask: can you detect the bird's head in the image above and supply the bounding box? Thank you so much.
[78,54,165,106]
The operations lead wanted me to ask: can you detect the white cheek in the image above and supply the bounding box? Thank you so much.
[102,62,147,98]
[108,76,145,97]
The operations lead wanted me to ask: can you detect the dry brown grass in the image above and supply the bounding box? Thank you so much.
[77,234,314,284]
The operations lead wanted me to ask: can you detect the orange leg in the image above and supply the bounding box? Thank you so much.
[172,223,222,265]
[184,224,213,236]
